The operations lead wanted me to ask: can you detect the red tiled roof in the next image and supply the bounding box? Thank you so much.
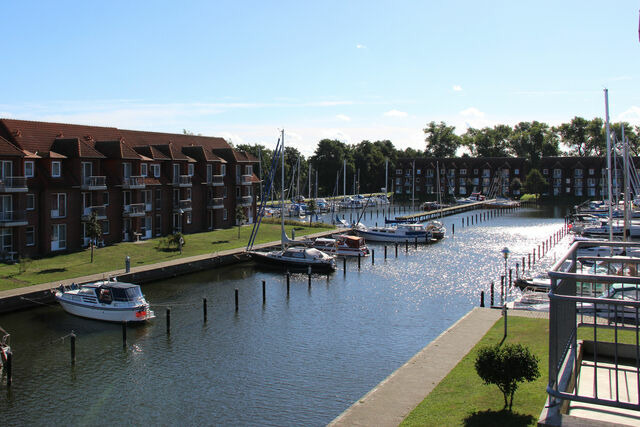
[134,145,170,161]
[181,145,225,163]
[51,138,107,159]
[0,136,25,157]
[94,140,141,160]
[151,143,188,160]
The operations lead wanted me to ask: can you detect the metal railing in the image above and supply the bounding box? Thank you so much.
[81,205,107,219]
[208,175,224,186]
[81,176,107,189]
[207,197,224,209]
[239,195,253,206]
[123,176,145,189]
[0,209,27,223]
[0,176,28,192]
[172,175,192,186]
[123,203,145,216]
[237,174,253,185]
[546,240,640,417]
[173,199,192,211]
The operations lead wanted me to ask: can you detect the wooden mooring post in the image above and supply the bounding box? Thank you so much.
[70,331,76,365]
[203,297,208,321]
[166,308,171,334]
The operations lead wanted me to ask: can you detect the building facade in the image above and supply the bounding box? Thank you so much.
[394,156,634,200]
[0,119,258,262]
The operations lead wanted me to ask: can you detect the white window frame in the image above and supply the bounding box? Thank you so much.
[24,161,34,178]
[221,164,226,176]
[140,163,148,177]
[245,165,252,175]
[102,220,110,235]
[25,226,35,246]
[51,193,67,218]
[223,209,228,220]
[188,163,194,177]
[51,224,66,250]
[51,161,61,177]
[26,193,35,210]
[151,164,160,178]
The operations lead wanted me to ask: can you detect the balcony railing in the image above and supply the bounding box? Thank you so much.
[122,176,145,189]
[207,197,224,209]
[239,196,253,206]
[236,174,253,185]
[172,175,192,187]
[173,199,192,212]
[81,176,107,190]
[0,176,28,192]
[208,175,224,186]
[0,209,28,226]
[123,203,145,217]
[81,205,107,220]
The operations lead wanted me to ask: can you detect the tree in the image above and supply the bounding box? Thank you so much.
[424,121,460,157]
[310,139,353,195]
[86,211,102,263]
[510,177,522,196]
[462,125,511,157]
[475,344,540,411]
[557,116,590,156]
[523,169,548,201]
[235,207,247,239]
[509,121,559,167]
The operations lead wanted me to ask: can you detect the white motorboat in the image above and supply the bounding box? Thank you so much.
[312,234,370,257]
[355,222,430,243]
[251,246,336,272]
[55,280,155,322]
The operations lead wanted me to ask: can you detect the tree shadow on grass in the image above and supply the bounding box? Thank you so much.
[464,409,534,427]
[211,240,230,245]
[37,268,67,274]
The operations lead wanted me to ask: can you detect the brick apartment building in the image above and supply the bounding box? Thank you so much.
[394,156,633,199]
[0,119,258,262]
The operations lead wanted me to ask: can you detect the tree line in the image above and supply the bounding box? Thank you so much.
[236,116,638,197]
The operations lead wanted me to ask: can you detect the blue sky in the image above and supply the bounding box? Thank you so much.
[1,1,639,155]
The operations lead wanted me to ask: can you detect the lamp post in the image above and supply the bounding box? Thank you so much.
[501,247,510,339]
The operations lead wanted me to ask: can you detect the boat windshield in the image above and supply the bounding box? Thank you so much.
[111,286,143,301]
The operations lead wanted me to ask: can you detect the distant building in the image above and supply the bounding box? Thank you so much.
[0,119,258,262]
[394,156,634,200]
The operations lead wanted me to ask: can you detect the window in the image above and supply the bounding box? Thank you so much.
[102,220,110,235]
[589,168,595,175]
[155,189,162,209]
[140,163,148,177]
[206,164,213,183]
[553,169,562,178]
[51,161,61,177]
[221,164,226,176]
[223,187,228,198]
[51,193,66,218]
[25,226,35,246]
[514,169,519,175]
[155,214,161,236]
[26,193,35,210]
[103,191,109,206]
[395,177,402,185]
[416,169,421,175]
[223,208,228,220]
[123,162,131,179]
[24,161,34,178]
[186,212,192,224]
[188,163,194,177]
[395,169,402,175]
[236,187,241,197]
[173,164,180,182]
[473,169,478,175]
[186,188,191,200]
[459,169,466,175]
[245,165,252,175]
[543,169,549,175]
[151,164,160,178]
[51,224,66,250]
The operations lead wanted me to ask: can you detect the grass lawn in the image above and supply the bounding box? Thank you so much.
[402,316,639,427]
[0,222,335,290]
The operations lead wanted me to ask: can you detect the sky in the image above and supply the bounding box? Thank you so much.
[1,1,639,156]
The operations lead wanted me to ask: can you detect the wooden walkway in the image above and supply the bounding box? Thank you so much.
[396,200,495,222]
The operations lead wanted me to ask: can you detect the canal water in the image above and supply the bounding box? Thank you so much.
[0,204,570,426]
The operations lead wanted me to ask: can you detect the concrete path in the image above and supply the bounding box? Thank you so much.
[329,308,549,427]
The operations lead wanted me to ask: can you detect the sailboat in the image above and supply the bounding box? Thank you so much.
[248,130,337,272]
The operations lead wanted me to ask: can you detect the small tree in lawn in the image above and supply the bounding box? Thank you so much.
[86,211,102,263]
[235,207,247,239]
[523,169,548,202]
[475,343,540,411]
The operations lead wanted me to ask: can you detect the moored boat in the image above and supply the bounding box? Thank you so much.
[55,280,155,322]
[355,222,430,243]
[312,234,370,257]
[250,246,337,272]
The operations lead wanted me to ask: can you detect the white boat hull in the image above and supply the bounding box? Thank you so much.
[56,296,154,322]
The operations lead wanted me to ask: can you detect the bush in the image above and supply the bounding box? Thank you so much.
[157,233,186,251]
[474,343,540,411]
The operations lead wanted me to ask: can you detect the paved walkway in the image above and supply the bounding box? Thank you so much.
[329,308,549,427]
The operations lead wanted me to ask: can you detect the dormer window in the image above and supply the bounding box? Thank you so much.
[51,161,61,177]
[188,163,194,176]
[140,163,148,177]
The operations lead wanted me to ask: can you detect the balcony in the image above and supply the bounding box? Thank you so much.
[0,176,28,193]
[173,199,192,212]
[239,196,253,207]
[207,197,224,210]
[123,203,145,217]
[172,175,192,187]
[81,205,107,221]
[122,176,145,189]
[0,209,28,226]
[208,175,224,186]
[80,176,107,190]
[236,174,253,185]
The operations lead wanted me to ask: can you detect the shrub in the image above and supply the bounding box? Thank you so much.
[474,343,540,411]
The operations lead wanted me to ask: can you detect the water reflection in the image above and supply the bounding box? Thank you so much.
[0,204,570,425]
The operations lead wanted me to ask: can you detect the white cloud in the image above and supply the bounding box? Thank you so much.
[384,109,408,117]
[452,85,463,92]
[617,106,640,125]
[336,114,351,122]
[356,44,366,49]
[459,107,485,118]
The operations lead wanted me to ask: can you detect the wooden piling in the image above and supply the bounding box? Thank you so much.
[405,240,408,253]
[480,291,485,307]
[204,297,208,321]
[358,253,361,269]
[70,331,76,365]
[166,308,171,334]
[452,223,454,235]
[395,242,398,257]
[235,288,239,311]
[5,350,11,387]
[490,282,495,306]
[372,249,375,265]
[122,321,127,348]
[262,281,266,305]
[384,245,387,259]
[343,257,347,275]
[414,237,418,248]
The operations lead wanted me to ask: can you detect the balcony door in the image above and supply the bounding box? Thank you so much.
[0,161,12,179]
[82,162,92,184]
[0,195,11,221]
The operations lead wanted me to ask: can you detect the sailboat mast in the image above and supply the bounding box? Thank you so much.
[343,159,346,199]
[281,129,285,250]
[605,89,613,242]
[385,158,389,196]
[412,160,415,211]
[623,127,630,241]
